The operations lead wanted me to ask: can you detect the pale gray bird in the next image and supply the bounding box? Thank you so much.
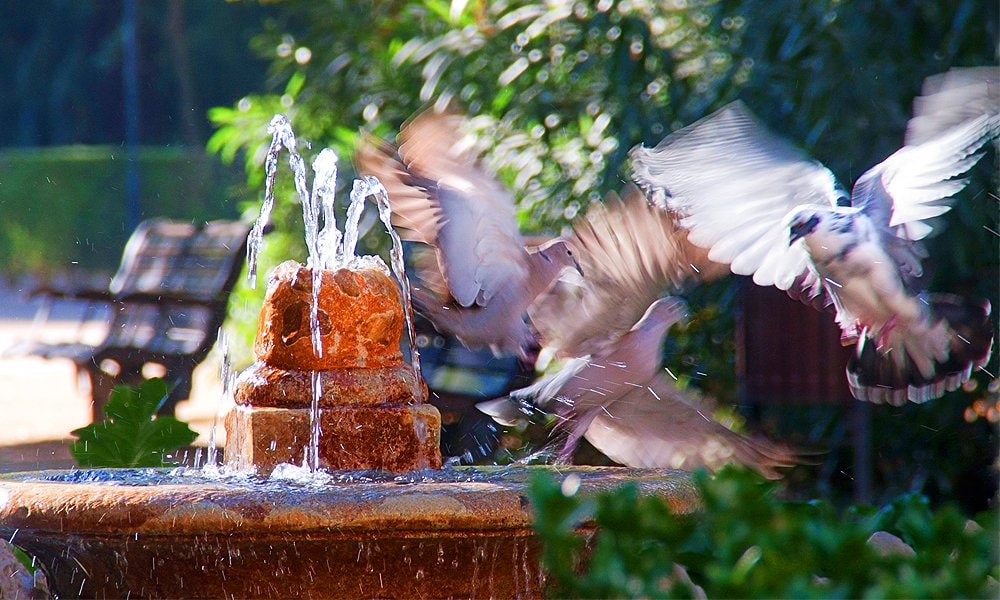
[477,296,690,458]
[583,375,795,478]
[529,184,730,360]
[630,67,998,405]
[479,296,794,476]
[356,110,581,358]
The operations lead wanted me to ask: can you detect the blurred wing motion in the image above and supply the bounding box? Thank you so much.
[356,110,525,307]
[905,66,999,146]
[356,110,580,357]
[630,68,998,404]
[584,375,796,478]
[530,184,729,358]
[631,101,844,298]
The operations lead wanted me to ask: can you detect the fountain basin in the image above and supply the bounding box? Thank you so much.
[0,467,697,598]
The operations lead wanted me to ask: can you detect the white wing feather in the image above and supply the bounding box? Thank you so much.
[854,114,998,240]
[630,101,843,293]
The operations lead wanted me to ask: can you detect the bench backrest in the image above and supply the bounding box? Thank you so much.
[100,218,250,360]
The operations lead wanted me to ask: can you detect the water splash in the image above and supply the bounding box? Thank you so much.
[247,115,294,287]
[341,179,370,266]
[314,150,342,269]
[308,150,339,357]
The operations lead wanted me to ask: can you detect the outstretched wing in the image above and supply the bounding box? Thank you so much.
[584,375,796,478]
[530,185,728,358]
[905,66,999,146]
[630,101,844,297]
[853,112,998,243]
[356,110,527,308]
[355,130,443,242]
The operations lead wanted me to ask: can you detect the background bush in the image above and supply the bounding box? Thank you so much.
[0,146,243,276]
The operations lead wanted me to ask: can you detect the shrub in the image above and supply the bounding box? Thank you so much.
[0,145,242,276]
[530,467,999,598]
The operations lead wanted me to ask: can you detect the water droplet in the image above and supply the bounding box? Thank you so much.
[561,474,581,496]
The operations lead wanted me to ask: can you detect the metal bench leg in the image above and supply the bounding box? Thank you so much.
[83,363,118,422]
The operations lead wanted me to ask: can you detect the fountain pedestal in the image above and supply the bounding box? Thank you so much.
[225,260,441,474]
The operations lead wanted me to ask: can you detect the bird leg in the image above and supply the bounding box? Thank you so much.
[876,315,900,351]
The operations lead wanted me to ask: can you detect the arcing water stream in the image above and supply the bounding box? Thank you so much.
[246,114,423,470]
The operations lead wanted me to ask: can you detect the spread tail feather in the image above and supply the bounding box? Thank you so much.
[847,294,993,404]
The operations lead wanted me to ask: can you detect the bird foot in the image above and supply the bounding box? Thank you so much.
[876,316,899,350]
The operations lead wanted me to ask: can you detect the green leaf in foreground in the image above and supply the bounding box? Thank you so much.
[69,378,198,468]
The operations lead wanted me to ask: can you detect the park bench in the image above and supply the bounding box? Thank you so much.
[6,218,251,422]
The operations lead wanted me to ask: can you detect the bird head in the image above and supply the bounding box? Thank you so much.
[537,239,584,277]
[788,211,822,245]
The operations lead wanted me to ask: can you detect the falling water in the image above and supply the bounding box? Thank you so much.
[305,370,322,472]
[368,177,422,392]
[246,115,292,287]
[205,329,234,468]
[340,179,370,266]
[308,150,340,357]
[244,114,426,470]
[315,150,342,269]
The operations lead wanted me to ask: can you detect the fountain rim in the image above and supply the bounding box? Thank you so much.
[0,466,698,536]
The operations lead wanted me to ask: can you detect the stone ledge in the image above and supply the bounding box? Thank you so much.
[224,405,442,474]
[233,361,424,408]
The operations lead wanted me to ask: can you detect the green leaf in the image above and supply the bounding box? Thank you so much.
[284,71,306,97]
[6,542,37,575]
[69,378,198,468]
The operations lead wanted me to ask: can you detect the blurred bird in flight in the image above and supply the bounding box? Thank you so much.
[356,110,581,360]
[360,111,792,475]
[631,66,998,405]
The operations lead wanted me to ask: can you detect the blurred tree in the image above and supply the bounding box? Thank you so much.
[0,1,277,147]
[209,0,997,508]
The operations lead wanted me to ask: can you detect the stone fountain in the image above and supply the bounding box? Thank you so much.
[0,117,697,598]
[225,260,441,475]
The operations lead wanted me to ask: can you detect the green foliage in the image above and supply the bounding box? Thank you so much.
[530,467,999,598]
[0,146,242,276]
[69,378,198,468]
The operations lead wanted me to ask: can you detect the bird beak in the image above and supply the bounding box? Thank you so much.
[572,256,584,277]
[789,215,820,245]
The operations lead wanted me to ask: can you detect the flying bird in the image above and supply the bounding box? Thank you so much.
[528,184,730,360]
[479,191,793,476]
[478,296,691,457]
[630,67,998,405]
[355,110,581,359]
